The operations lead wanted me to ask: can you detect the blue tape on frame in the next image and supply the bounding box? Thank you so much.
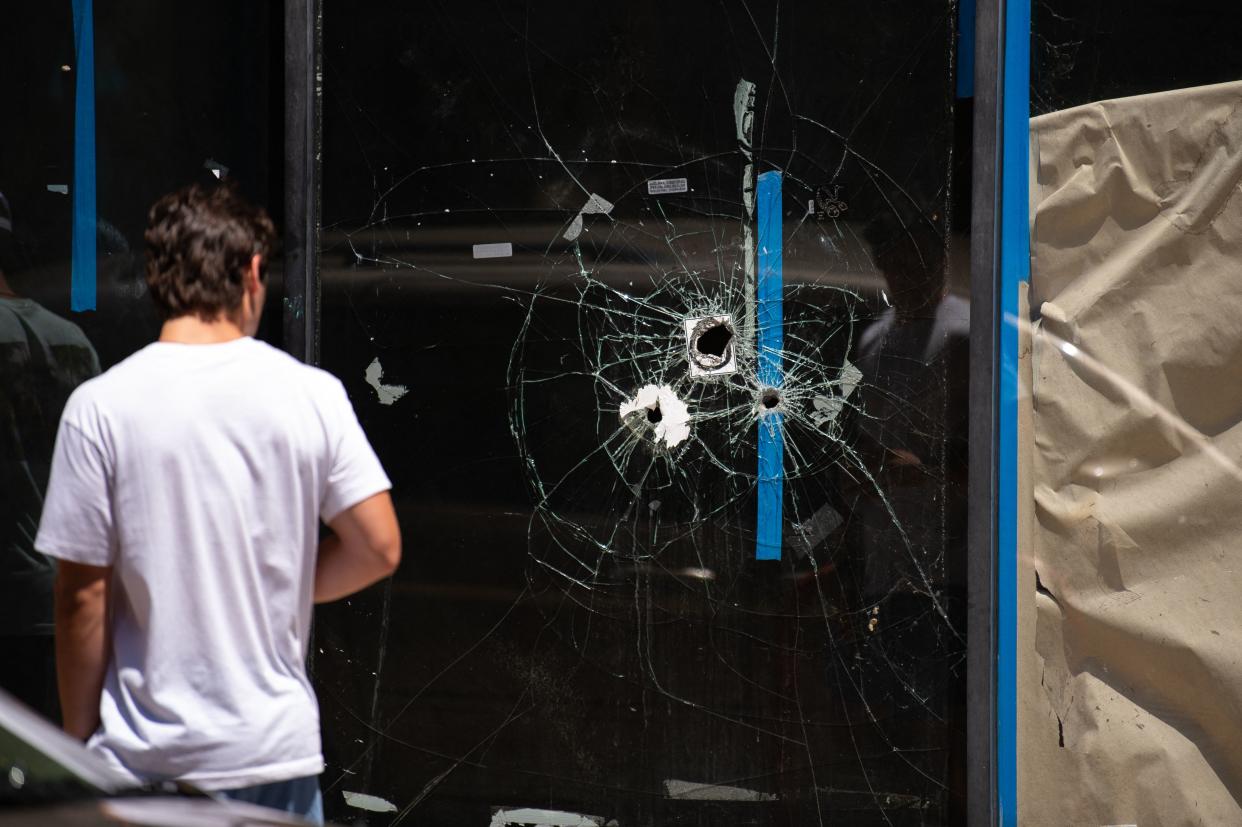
[755,170,783,561]
[998,0,1030,823]
[956,0,976,99]
[71,0,97,312]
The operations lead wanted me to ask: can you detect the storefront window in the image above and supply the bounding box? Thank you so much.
[317,3,970,823]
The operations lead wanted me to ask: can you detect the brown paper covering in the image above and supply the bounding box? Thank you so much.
[1021,80,1242,825]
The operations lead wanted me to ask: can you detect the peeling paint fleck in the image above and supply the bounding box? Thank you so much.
[365,357,408,406]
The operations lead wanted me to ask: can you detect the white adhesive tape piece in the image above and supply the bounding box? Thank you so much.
[473,242,514,259]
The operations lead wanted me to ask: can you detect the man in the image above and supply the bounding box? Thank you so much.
[35,182,400,823]
[0,189,100,719]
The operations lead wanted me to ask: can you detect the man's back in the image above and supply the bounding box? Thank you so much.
[37,336,389,788]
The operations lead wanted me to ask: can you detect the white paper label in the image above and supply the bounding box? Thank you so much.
[647,177,689,195]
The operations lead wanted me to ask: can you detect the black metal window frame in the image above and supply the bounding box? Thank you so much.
[967,0,1003,824]
[283,0,320,365]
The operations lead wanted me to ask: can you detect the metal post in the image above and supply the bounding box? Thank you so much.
[967,0,1004,823]
[283,0,321,364]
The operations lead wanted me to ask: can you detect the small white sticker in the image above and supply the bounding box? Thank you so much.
[46,184,69,195]
[473,242,513,259]
[647,177,689,195]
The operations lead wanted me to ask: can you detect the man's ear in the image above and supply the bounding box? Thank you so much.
[244,254,263,294]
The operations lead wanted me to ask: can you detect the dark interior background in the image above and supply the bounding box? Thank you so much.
[1032,0,1242,115]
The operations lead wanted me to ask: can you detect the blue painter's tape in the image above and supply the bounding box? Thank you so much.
[756,170,783,561]
[956,0,976,99]
[71,0,97,312]
[998,0,1030,823]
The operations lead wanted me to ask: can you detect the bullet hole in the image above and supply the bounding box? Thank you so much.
[694,322,733,363]
[761,388,781,410]
[619,384,691,448]
[685,314,737,376]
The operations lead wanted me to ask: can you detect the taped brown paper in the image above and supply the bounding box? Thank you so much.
[1021,80,1242,825]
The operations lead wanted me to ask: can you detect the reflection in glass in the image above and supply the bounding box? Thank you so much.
[0,190,99,720]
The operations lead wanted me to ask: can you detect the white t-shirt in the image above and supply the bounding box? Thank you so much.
[35,337,391,790]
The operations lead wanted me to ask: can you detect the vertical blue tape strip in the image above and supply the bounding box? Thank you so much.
[998,0,1030,823]
[71,0,97,312]
[755,170,783,561]
[956,0,976,99]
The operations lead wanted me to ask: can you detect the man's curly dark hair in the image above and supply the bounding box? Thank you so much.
[144,182,276,321]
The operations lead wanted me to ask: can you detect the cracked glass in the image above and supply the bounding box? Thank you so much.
[317,2,970,824]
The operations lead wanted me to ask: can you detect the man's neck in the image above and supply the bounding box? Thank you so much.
[159,314,247,344]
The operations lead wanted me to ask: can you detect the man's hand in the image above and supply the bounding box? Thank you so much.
[315,491,401,603]
[54,561,112,741]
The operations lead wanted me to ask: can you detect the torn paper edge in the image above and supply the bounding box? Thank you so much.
[342,791,398,813]
[473,242,514,259]
[619,384,691,448]
[364,357,409,406]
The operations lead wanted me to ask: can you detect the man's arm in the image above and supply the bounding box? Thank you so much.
[54,561,111,741]
[316,491,401,603]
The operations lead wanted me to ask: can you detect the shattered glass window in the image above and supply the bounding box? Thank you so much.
[316,2,969,824]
